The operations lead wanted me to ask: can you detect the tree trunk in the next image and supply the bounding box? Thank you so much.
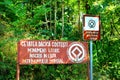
[62,0,64,38]
[78,0,82,40]
[45,12,49,30]
[42,0,49,30]
[54,1,57,38]
[50,0,52,32]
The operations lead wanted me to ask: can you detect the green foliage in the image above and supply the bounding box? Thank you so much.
[93,40,120,80]
[0,0,120,80]
[0,52,16,80]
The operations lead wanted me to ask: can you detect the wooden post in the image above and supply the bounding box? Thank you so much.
[16,63,20,80]
[87,62,90,80]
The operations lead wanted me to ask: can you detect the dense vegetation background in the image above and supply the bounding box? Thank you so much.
[0,0,120,80]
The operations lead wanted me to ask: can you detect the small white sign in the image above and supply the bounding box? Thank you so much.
[83,15,100,40]
[84,16,99,31]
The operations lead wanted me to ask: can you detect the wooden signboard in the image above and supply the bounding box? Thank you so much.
[18,40,89,65]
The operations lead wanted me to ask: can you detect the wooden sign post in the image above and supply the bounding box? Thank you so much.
[16,63,20,80]
[17,40,89,80]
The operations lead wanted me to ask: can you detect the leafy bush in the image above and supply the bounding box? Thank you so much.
[0,52,16,80]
